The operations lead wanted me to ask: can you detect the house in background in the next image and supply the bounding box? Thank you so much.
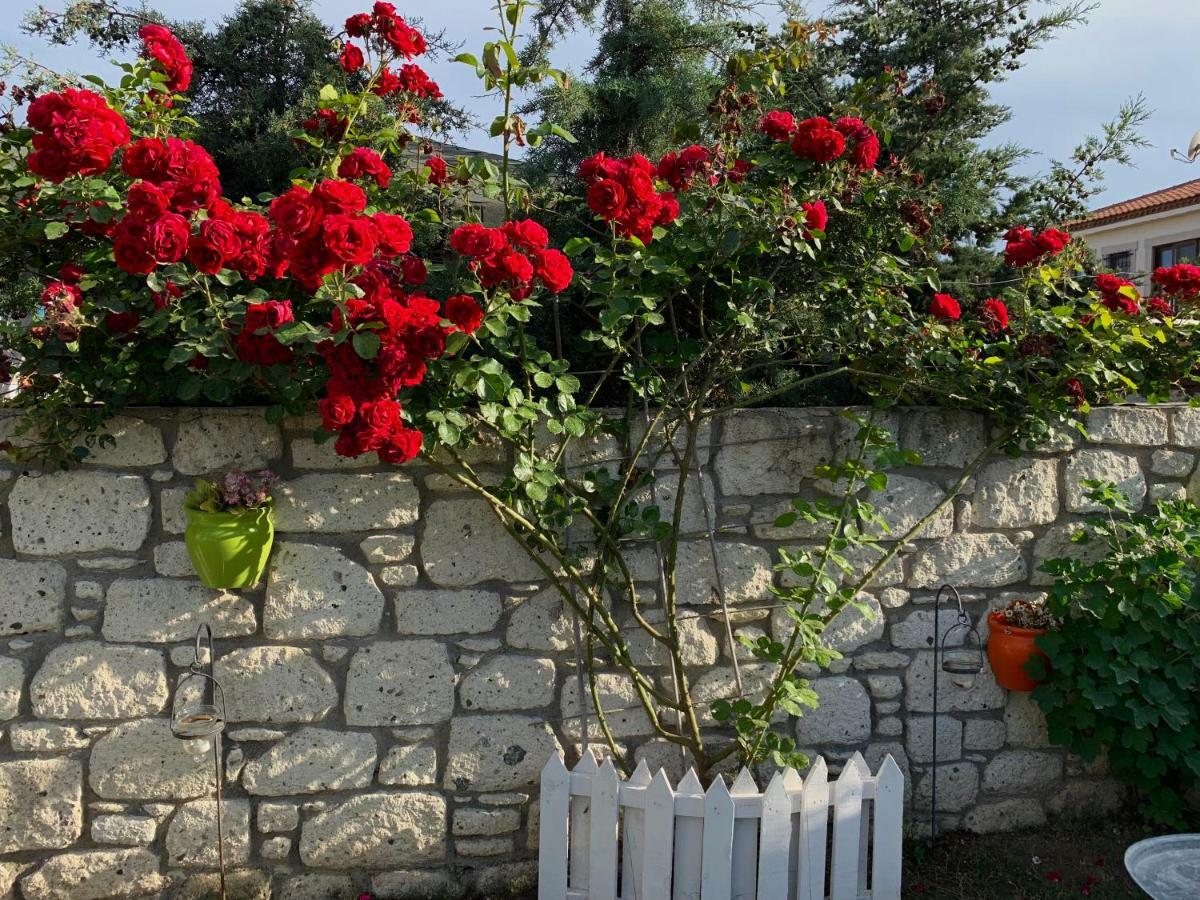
[1068,177,1200,291]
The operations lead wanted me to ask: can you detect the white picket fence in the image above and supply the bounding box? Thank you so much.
[538,751,904,900]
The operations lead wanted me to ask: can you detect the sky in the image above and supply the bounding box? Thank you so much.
[2,0,1197,211]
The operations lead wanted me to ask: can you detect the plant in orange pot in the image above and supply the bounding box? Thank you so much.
[987,597,1057,692]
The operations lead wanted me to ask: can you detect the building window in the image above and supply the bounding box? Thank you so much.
[1103,250,1133,274]
[1153,239,1199,269]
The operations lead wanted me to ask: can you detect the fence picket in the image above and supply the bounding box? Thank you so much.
[540,753,904,900]
[641,768,676,900]
[730,768,760,900]
[797,758,828,900]
[539,754,570,900]
[621,760,652,900]
[588,758,620,900]
[569,752,597,893]
[871,755,905,900]
[672,769,705,900]
[829,759,864,900]
[756,772,790,900]
[700,775,735,900]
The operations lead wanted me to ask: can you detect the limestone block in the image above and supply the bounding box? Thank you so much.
[873,474,953,538]
[906,715,963,763]
[904,651,1005,713]
[344,641,454,726]
[165,799,251,867]
[242,728,377,795]
[964,719,1006,751]
[973,457,1059,527]
[19,849,165,899]
[394,589,503,635]
[453,807,520,836]
[264,543,384,639]
[444,716,562,791]
[914,762,980,813]
[1151,449,1195,477]
[9,471,150,555]
[460,656,556,711]
[172,412,281,475]
[674,541,773,605]
[152,542,194,577]
[715,409,835,495]
[506,589,577,652]
[0,559,67,636]
[0,758,82,853]
[275,473,418,533]
[31,642,166,719]
[420,498,544,585]
[103,579,255,642]
[560,672,651,739]
[1085,407,1169,446]
[963,798,1045,833]
[1031,520,1104,586]
[1172,407,1200,447]
[89,719,212,800]
[773,592,884,653]
[91,815,157,846]
[215,647,337,724]
[291,436,374,469]
[8,722,89,752]
[1064,449,1145,512]
[81,416,167,467]
[361,533,416,564]
[900,409,987,468]
[0,656,22,719]
[909,533,1026,589]
[299,792,446,868]
[795,677,871,745]
[378,744,439,787]
[1004,692,1051,747]
[982,750,1063,794]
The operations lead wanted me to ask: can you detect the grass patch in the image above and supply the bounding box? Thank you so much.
[903,816,1163,898]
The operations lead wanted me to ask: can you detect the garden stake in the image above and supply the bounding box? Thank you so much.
[930,583,983,843]
[170,624,228,900]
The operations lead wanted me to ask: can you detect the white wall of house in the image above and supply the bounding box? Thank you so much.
[1073,205,1200,291]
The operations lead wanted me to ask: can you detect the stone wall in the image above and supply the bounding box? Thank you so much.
[0,405,1188,898]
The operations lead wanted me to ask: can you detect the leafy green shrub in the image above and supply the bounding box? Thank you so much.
[1035,483,1200,824]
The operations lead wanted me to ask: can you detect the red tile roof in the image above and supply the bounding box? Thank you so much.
[1069,178,1200,231]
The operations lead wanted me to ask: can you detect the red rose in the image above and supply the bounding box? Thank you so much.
[323,214,378,267]
[187,219,241,275]
[1063,378,1086,408]
[41,281,81,310]
[26,88,131,182]
[313,179,368,214]
[338,147,392,189]
[929,293,961,321]
[372,213,413,256]
[1147,297,1174,317]
[656,192,679,226]
[587,178,627,220]
[1096,274,1140,315]
[449,223,506,259]
[425,155,449,186]
[269,185,323,238]
[981,297,1008,333]
[760,110,797,141]
[358,398,402,443]
[126,181,174,220]
[396,64,441,99]
[801,199,828,237]
[501,219,549,252]
[104,310,140,334]
[372,67,402,97]
[139,24,192,93]
[379,17,426,57]
[236,300,294,366]
[152,282,183,310]
[112,219,156,274]
[1003,225,1070,267]
[340,43,365,73]
[1152,263,1200,299]
[578,152,622,182]
[319,393,357,430]
[59,263,86,283]
[1033,228,1070,256]
[147,212,190,263]
[790,117,846,164]
[479,250,534,291]
[345,12,372,36]
[400,255,427,285]
[301,109,349,141]
[378,426,422,464]
[834,117,880,170]
[444,294,484,333]
[532,248,573,294]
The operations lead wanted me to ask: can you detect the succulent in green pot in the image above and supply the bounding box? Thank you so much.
[184,470,277,589]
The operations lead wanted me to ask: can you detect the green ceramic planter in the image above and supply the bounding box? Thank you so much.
[184,504,274,589]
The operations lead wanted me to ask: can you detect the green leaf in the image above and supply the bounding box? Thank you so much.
[43,221,69,240]
[352,332,381,359]
[318,84,339,102]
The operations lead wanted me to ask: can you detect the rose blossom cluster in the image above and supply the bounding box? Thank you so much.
[1002,225,1070,267]
[758,111,880,170]
[579,152,679,244]
[1152,263,1200,300]
[139,24,192,94]
[448,220,573,300]
[26,88,131,182]
[928,291,1008,333]
[317,290,445,463]
[657,145,715,191]
[1094,274,1140,315]
[341,2,440,102]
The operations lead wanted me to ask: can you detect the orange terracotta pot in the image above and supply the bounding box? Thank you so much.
[987,610,1048,692]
